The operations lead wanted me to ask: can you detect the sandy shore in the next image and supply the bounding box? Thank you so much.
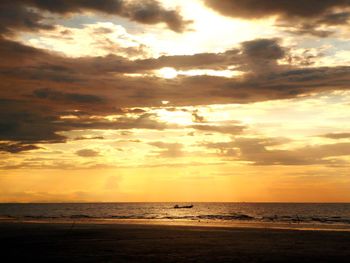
[1,220,350,262]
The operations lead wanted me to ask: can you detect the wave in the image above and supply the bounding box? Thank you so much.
[2,213,350,225]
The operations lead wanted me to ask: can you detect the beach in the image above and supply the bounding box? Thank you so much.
[1,220,350,262]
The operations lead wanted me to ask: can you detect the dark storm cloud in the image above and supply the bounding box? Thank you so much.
[0,0,190,35]
[204,137,350,166]
[204,0,350,37]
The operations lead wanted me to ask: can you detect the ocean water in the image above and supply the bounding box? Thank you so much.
[1,203,350,225]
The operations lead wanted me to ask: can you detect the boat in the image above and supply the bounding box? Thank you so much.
[174,204,193,209]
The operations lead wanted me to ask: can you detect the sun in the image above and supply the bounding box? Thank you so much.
[157,67,178,79]
[155,108,193,125]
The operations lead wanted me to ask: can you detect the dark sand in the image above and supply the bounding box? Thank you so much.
[1,220,350,263]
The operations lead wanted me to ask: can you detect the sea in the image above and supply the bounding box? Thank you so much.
[1,203,350,226]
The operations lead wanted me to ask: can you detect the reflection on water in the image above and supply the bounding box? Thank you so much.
[1,203,350,225]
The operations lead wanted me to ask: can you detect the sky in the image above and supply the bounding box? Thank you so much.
[1,0,350,202]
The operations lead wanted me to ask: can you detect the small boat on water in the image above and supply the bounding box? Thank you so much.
[174,204,193,209]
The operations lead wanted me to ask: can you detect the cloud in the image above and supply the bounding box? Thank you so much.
[0,96,170,148]
[0,142,40,153]
[319,133,350,139]
[281,23,334,38]
[203,0,350,19]
[0,99,67,144]
[192,110,205,123]
[204,137,350,166]
[0,37,349,108]
[75,149,100,157]
[0,37,284,77]
[136,51,239,70]
[0,0,190,35]
[33,88,105,104]
[191,124,245,135]
[240,38,286,75]
[2,36,350,153]
[204,0,350,37]
[242,38,285,60]
[0,2,54,35]
[319,12,350,25]
[29,23,152,59]
[74,136,105,141]
[149,141,184,158]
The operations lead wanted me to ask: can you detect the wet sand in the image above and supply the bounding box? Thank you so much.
[1,220,350,262]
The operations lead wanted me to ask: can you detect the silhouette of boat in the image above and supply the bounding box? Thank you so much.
[174,204,193,209]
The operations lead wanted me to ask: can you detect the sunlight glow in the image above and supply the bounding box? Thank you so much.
[178,69,242,78]
[157,67,178,79]
[156,109,193,125]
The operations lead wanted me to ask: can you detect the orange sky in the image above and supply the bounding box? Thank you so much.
[1,0,350,202]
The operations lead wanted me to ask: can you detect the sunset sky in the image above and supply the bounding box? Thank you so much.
[1,0,350,202]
